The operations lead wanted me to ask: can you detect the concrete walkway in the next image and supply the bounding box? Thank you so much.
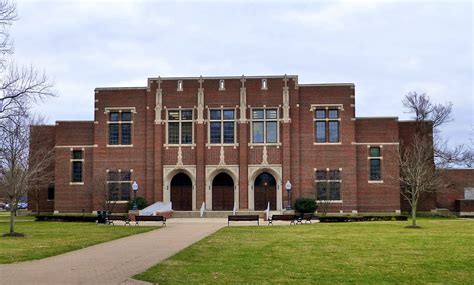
[0,221,224,285]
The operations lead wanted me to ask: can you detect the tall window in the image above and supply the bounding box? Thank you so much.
[314,108,340,143]
[315,169,341,200]
[369,147,382,180]
[108,110,133,145]
[107,171,132,201]
[168,109,193,144]
[71,150,83,183]
[251,108,278,144]
[209,109,235,144]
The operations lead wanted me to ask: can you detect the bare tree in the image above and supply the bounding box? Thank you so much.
[0,0,55,130]
[0,113,54,236]
[91,171,119,215]
[399,92,473,227]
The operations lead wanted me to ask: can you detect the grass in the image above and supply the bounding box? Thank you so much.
[135,218,474,284]
[0,221,157,264]
[0,211,35,222]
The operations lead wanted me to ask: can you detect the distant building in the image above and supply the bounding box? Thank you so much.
[28,74,473,215]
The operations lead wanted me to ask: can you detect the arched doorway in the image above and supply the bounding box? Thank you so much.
[254,172,276,210]
[170,173,193,211]
[212,172,234,211]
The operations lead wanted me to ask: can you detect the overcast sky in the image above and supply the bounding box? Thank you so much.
[11,0,473,147]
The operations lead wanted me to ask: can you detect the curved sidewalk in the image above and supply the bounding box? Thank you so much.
[0,221,224,285]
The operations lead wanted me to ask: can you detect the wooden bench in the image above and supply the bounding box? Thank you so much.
[268,214,297,225]
[296,213,314,224]
[107,215,131,226]
[228,215,259,226]
[135,215,166,226]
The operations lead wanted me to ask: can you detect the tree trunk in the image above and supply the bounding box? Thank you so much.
[9,206,15,235]
[411,204,417,227]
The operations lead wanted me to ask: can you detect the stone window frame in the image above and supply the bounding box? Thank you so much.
[164,108,195,147]
[368,145,383,183]
[105,107,136,148]
[314,168,343,203]
[106,169,134,203]
[70,148,84,185]
[249,107,281,146]
[311,104,343,145]
[207,107,238,146]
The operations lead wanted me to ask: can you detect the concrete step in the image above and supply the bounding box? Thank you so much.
[172,211,280,218]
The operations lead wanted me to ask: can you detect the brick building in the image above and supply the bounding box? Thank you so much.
[29,74,463,214]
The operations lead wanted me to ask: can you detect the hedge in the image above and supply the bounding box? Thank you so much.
[317,215,408,223]
[35,214,97,223]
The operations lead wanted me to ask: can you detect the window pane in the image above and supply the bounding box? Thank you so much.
[168,122,179,144]
[316,182,327,200]
[109,124,119,145]
[252,109,264,119]
[315,109,326,119]
[329,121,339,143]
[72,161,82,182]
[181,122,193,144]
[316,170,327,180]
[181,110,193,120]
[108,183,119,201]
[315,121,326,143]
[72,150,83,159]
[328,170,340,180]
[370,159,381,180]
[121,124,131,145]
[109,112,119,122]
[266,109,277,119]
[223,122,234,143]
[210,122,221,144]
[266,121,277,143]
[370,147,381,157]
[329,182,341,200]
[47,184,55,200]
[108,171,119,182]
[223,110,234,120]
[168,111,179,120]
[328,109,338,119]
[253,122,264,143]
[121,171,131,181]
[121,112,132,121]
[120,183,131,201]
[210,110,221,120]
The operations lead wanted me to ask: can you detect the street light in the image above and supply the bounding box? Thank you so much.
[132,181,139,211]
[285,180,292,210]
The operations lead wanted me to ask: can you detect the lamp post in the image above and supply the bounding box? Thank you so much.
[285,180,292,210]
[132,181,139,211]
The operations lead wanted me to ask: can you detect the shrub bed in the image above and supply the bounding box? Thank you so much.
[35,214,97,223]
[317,215,408,223]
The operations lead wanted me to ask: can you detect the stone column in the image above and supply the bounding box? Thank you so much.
[238,75,249,210]
[195,76,206,210]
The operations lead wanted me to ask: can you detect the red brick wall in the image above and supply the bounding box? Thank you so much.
[437,169,474,211]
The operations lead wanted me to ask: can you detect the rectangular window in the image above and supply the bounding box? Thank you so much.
[251,108,279,144]
[314,107,340,143]
[107,110,133,145]
[209,109,236,144]
[167,109,194,145]
[369,147,382,180]
[71,150,83,183]
[47,184,55,200]
[315,169,341,201]
[107,171,132,201]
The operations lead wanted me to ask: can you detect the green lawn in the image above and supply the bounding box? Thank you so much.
[0,221,157,264]
[135,219,474,284]
[0,212,35,222]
